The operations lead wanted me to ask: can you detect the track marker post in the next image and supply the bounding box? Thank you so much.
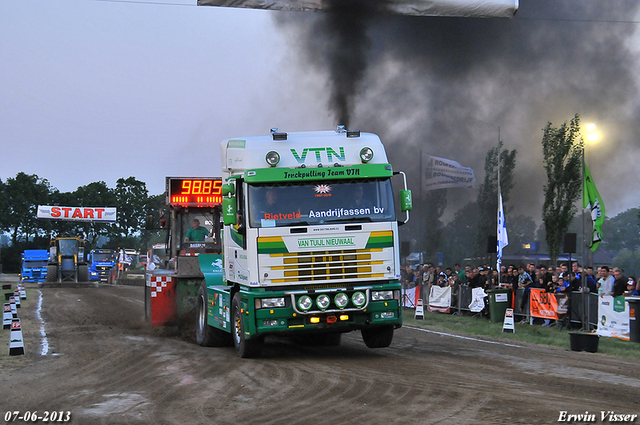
[9,318,25,355]
[502,308,515,333]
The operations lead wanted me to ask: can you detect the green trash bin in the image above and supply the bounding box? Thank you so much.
[486,289,512,323]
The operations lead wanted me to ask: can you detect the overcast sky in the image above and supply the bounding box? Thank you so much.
[2,0,639,225]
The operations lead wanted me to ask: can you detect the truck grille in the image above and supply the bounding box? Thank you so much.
[261,248,392,284]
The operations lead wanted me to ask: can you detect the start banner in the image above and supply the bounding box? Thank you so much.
[37,205,117,223]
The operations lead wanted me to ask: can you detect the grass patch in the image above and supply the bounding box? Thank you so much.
[403,308,640,360]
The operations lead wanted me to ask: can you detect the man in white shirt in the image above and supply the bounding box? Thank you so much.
[598,265,614,297]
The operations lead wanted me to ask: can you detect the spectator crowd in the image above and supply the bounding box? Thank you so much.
[402,261,640,310]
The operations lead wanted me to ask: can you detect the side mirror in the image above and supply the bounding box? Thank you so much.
[223,196,237,226]
[222,183,235,196]
[400,189,412,212]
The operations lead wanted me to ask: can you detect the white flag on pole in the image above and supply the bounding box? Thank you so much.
[497,192,508,269]
[421,153,475,191]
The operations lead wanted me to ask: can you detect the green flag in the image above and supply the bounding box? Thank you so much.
[583,161,605,251]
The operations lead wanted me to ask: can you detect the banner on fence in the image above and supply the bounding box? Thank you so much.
[469,288,486,313]
[596,295,629,340]
[402,287,418,308]
[529,288,559,319]
[428,285,451,313]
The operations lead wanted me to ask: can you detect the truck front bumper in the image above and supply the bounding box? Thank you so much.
[233,284,403,338]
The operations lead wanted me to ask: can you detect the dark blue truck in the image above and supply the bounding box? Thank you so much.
[21,250,50,283]
[87,249,117,282]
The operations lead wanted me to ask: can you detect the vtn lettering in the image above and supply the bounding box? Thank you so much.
[290,147,346,164]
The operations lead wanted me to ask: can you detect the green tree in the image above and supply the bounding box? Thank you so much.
[3,172,53,244]
[72,181,118,246]
[114,177,149,237]
[541,114,584,263]
[601,208,640,254]
[0,179,9,235]
[474,142,517,259]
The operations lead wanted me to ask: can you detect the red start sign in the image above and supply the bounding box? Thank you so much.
[37,205,117,223]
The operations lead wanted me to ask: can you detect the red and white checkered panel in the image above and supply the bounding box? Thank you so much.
[149,276,174,297]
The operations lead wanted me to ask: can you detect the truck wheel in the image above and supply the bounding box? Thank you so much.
[232,292,263,358]
[361,325,394,348]
[46,265,58,283]
[196,283,232,347]
[78,264,89,282]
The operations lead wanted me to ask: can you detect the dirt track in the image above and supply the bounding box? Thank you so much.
[1,279,639,425]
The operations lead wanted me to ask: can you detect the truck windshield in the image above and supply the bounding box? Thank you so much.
[25,261,48,268]
[248,178,395,228]
[58,239,78,256]
[93,253,115,262]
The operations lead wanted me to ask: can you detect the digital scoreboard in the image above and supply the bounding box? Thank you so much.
[167,178,223,207]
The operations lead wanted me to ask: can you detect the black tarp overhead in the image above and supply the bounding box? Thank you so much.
[196,0,519,18]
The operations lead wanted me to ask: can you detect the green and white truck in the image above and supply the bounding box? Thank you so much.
[155,127,412,357]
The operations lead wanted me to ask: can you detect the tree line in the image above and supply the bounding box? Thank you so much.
[0,173,163,272]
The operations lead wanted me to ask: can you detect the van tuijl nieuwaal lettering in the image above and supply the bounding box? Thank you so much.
[557,411,638,422]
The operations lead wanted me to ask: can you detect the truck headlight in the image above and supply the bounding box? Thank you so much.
[265,151,280,167]
[359,147,374,163]
[316,294,330,310]
[371,290,393,301]
[352,291,366,307]
[334,293,348,308]
[258,297,285,309]
[298,295,313,311]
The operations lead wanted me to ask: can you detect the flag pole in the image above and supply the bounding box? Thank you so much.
[420,149,424,262]
[497,128,501,283]
[581,144,588,331]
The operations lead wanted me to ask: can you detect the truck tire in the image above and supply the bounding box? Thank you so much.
[78,264,89,283]
[196,283,232,347]
[232,292,263,358]
[46,265,58,283]
[361,325,394,348]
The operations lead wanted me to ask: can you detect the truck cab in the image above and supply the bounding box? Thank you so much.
[87,249,116,282]
[21,250,50,283]
[212,127,411,356]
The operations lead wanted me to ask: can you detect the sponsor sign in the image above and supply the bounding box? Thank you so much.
[596,295,630,340]
[529,288,561,320]
[502,308,515,333]
[37,205,117,223]
[415,298,424,319]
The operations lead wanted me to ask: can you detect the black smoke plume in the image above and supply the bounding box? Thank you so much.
[275,0,640,234]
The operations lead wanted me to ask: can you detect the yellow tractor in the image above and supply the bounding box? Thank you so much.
[44,236,89,286]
